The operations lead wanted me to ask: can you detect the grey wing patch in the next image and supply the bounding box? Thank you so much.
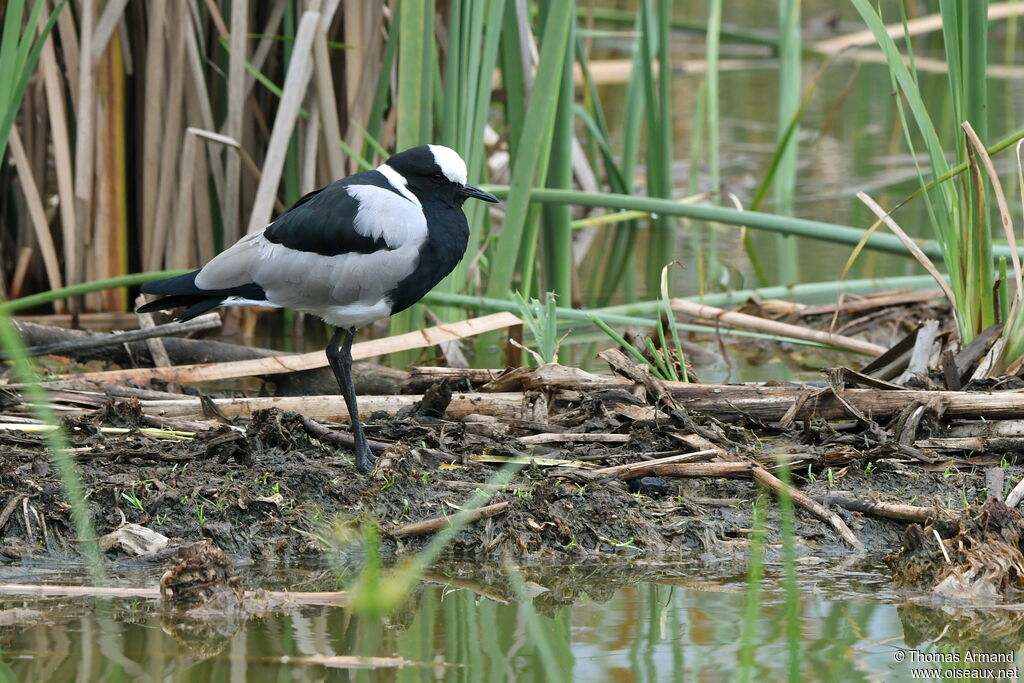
[194,230,265,290]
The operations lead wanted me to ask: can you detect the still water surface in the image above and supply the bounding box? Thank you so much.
[2,559,1020,681]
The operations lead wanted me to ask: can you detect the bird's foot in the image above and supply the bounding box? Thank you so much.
[354,444,376,474]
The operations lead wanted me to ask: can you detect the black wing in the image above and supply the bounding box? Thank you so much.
[138,271,267,321]
[263,173,405,257]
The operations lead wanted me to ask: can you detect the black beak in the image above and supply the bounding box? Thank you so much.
[461,184,499,203]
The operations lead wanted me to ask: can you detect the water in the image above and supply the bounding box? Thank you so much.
[2,559,1021,681]
[586,2,1024,301]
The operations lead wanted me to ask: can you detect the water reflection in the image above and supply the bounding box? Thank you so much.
[2,561,1022,681]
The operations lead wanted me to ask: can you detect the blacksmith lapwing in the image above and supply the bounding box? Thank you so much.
[138,145,498,473]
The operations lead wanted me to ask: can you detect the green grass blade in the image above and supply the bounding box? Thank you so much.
[450,0,506,300]
[638,0,675,296]
[498,0,527,153]
[0,0,66,163]
[778,462,800,681]
[0,1,25,90]
[484,2,574,300]
[849,1,952,190]
[541,7,575,302]
[395,0,434,150]
[484,186,1024,263]
[363,12,400,157]
[2,271,189,314]
[389,0,436,366]
[772,0,800,284]
[587,313,666,378]
[660,263,688,382]
[737,493,766,681]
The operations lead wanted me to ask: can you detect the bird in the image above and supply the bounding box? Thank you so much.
[137,144,498,473]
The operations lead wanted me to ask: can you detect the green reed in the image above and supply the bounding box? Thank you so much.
[851,0,1024,372]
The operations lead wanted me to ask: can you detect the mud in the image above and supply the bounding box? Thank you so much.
[2,396,1021,569]
[885,499,1024,598]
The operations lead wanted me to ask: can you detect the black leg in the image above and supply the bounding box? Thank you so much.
[326,327,374,473]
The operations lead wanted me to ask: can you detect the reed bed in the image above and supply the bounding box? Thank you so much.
[3,1,1021,336]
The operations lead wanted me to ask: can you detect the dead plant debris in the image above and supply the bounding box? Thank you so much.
[5,297,1024,601]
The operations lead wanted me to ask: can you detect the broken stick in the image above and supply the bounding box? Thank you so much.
[818,495,955,526]
[0,582,346,607]
[671,298,887,356]
[751,466,864,549]
[56,312,521,385]
[8,313,221,359]
[391,501,510,538]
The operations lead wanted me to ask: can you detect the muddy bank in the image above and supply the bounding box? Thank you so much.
[1,393,1020,567]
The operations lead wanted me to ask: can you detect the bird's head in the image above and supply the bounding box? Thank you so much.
[381,145,499,207]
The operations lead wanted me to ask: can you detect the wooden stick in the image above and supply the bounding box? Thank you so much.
[592,449,719,477]
[90,0,129,63]
[8,247,32,300]
[148,2,186,271]
[915,436,1024,451]
[72,0,96,293]
[10,313,221,359]
[897,319,940,385]
[220,0,247,246]
[36,373,1024,425]
[819,495,954,525]
[92,33,129,311]
[0,496,26,534]
[40,359,1024,425]
[797,289,943,318]
[671,299,887,356]
[619,462,752,479]
[813,2,1024,55]
[169,127,198,269]
[1005,476,1024,509]
[8,128,63,294]
[54,0,81,108]
[391,502,510,538]
[0,583,346,607]
[57,312,520,384]
[242,3,287,101]
[199,0,229,38]
[312,9,345,179]
[74,392,531,422]
[519,433,630,445]
[405,366,506,392]
[39,4,76,302]
[135,294,174,372]
[947,420,1024,438]
[245,11,319,235]
[857,193,958,314]
[659,383,1024,422]
[140,0,166,256]
[181,27,226,204]
[297,414,398,455]
[751,466,864,549]
[141,414,218,434]
[15,312,141,329]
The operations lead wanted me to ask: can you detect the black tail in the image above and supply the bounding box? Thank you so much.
[137,271,267,321]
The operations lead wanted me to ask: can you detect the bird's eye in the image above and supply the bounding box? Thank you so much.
[430,173,445,184]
